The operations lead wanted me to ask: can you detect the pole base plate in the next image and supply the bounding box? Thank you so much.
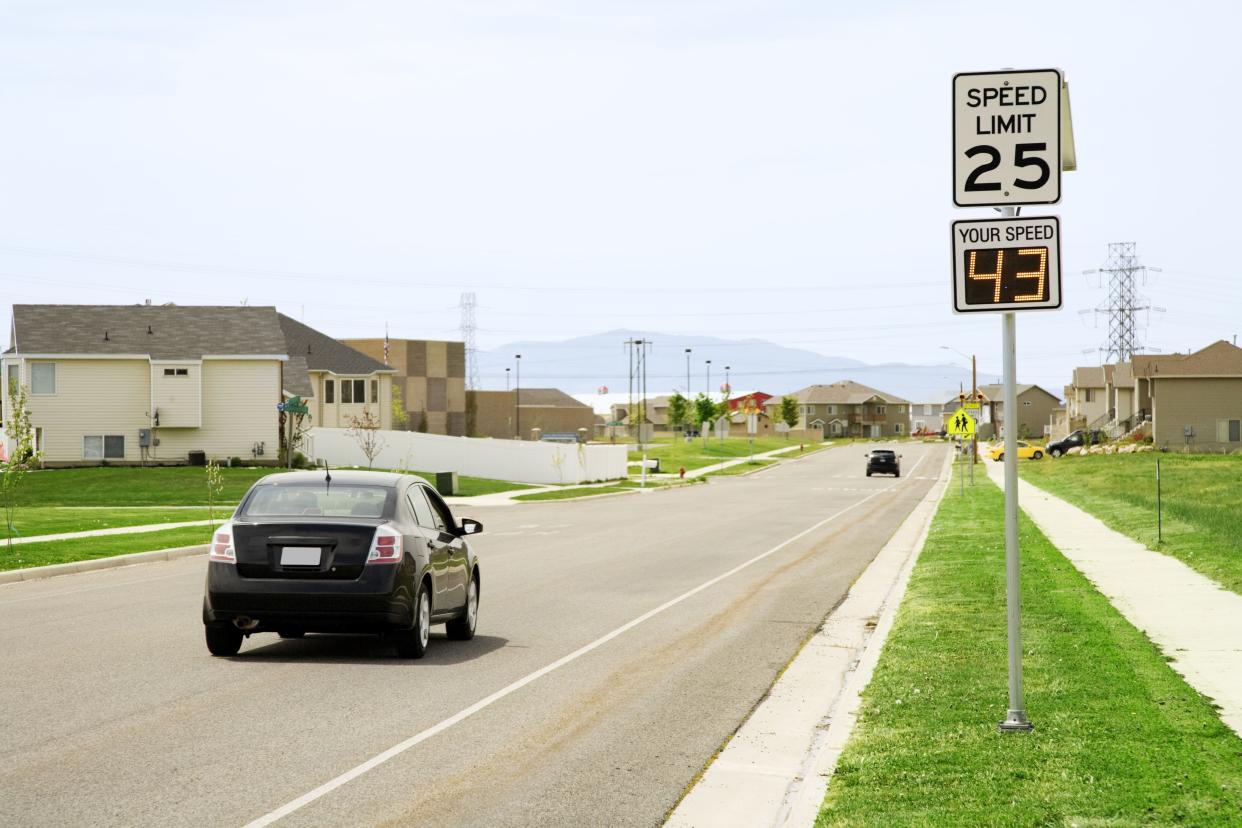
[998,710,1034,733]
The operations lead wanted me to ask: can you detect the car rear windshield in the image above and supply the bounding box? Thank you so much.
[872,451,896,459]
[240,484,393,519]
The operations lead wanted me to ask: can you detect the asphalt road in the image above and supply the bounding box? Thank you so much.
[0,441,948,828]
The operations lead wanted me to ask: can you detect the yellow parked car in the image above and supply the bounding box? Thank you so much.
[988,441,1044,461]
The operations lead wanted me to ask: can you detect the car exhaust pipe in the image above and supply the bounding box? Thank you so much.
[233,616,260,631]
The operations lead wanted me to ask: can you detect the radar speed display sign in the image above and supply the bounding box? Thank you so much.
[951,216,1061,313]
[953,68,1062,207]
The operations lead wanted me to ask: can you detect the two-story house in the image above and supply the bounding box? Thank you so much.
[767,381,911,439]
[2,304,393,466]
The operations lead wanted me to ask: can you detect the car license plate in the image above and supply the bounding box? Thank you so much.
[280,547,321,566]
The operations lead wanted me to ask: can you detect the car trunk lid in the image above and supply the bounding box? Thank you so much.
[232,521,381,580]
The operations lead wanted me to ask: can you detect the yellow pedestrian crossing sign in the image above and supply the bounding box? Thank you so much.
[947,408,977,436]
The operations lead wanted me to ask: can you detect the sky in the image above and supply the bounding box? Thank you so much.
[2,1,1239,394]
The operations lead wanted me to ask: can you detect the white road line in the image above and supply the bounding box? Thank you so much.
[241,451,937,827]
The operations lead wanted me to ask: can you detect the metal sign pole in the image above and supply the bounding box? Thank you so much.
[1000,227,1033,730]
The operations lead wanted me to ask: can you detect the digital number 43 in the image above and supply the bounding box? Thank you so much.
[963,142,1050,191]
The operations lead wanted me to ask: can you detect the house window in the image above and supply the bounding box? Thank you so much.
[827,405,836,415]
[875,405,886,414]
[354,379,366,403]
[324,379,334,403]
[923,404,933,415]
[162,368,189,376]
[84,435,125,460]
[341,380,353,404]
[1023,400,1032,406]
[1085,389,1095,402]
[31,363,55,395]
[371,380,378,404]
[5,364,17,395]
[1218,420,1241,443]
[894,423,904,434]
[801,405,814,415]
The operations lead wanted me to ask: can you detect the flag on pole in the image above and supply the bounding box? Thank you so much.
[383,323,389,365]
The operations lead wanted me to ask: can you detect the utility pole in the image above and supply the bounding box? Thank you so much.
[685,348,692,395]
[514,354,522,439]
[1084,243,1162,363]
[625,338,637,443]
[459,292,479,391]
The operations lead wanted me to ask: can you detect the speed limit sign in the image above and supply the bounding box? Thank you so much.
[953,69,1062,207]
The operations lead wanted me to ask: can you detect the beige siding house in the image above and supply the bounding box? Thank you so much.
[3,304,288,465]
[766,381,911,439]
[1129,341,1242,451]
[278,316,394,433]
[2,305,395,466]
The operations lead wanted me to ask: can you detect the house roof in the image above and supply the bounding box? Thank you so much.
[781,380,910,406]
[7,304,288,359]
[975,383,1061,404]
[277,314,391,377]
[1071,366,1107,388]
[1111,361,1134,386]
[1131,340,1242,378]
[516,388,592,409]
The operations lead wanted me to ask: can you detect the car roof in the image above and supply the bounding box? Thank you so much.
[254,470,415,488]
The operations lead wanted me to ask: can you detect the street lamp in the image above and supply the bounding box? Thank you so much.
[514,354,522,439]
[505,367,510,391]
[705,359,711,398]
[685,348,692,395]
[724,365,731,398]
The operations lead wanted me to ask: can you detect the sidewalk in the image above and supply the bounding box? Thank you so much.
[985,460,1242,737]
[3,519,215,546]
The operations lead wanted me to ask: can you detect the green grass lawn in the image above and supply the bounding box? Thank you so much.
[0,525,213,572]
[818,472,1242,826]
[511,486,634,502]
[626,435,814,471]
[2,506,231,538]
[1020,453,1242,595]
[10,465,532,510]
[15,466,277,506]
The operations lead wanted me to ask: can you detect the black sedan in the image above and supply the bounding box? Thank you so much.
[865,449,901,477]
[202,470,481,659]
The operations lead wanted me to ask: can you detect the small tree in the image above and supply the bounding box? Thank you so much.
[693,393,716,429]
[347,408,387,469]
[205,459,225,530]
[390,385,410,430]
[779,395,800,439]
[667,392,689,435]
[1,384,42,551]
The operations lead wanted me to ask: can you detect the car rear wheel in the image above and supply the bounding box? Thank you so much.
[394,584,431,659]
[205,624,243,657]
[446,573,479,641]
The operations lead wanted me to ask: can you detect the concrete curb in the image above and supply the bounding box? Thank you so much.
[666,447,953,828]
[0,544,209,585]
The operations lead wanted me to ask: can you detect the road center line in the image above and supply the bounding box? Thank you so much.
[242,449,934,827]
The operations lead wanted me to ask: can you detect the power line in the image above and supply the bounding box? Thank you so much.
[1083,242,1162,363]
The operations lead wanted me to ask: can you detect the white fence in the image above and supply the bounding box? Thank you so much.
[305,428,628,486]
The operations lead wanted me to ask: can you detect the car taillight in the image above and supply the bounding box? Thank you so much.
[367,525,403,564]
[209,521,236,563]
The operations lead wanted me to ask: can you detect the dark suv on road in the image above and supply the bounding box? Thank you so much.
[1046,429,1107,457]
[865,449,901,477]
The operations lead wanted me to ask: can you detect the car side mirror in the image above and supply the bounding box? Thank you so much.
[459,518,483,535]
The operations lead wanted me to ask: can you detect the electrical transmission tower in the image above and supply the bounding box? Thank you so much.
[1084,243,1161,363]
[460,292,479,390]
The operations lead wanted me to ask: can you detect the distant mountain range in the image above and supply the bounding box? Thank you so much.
[476,330,975,404]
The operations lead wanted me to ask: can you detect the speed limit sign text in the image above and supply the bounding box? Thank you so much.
[953,69,1062,207]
